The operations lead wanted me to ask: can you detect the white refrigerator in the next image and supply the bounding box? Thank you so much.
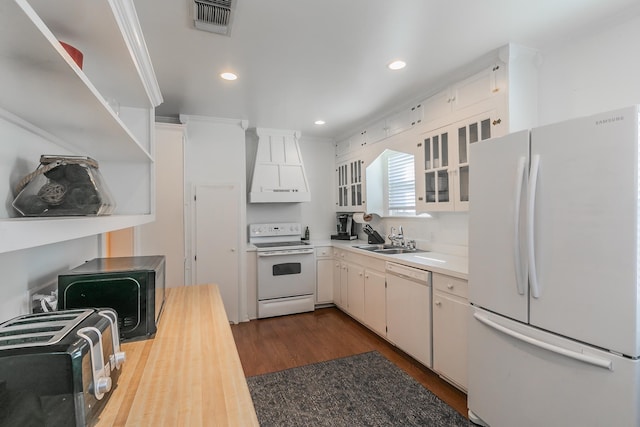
[468,106,640,426]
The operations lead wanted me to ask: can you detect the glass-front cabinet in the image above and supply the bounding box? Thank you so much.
[423,130,450,206]
[336,158,365,211]
[416,112,497,212]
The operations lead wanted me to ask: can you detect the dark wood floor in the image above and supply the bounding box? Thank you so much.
[231,307,468,417]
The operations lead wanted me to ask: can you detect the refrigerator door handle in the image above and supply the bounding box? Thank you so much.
[513,156,527,295]
[527,154,541,298]
[474,312,613,370]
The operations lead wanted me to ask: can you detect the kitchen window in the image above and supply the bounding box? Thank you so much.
[366,149,416,217]
[387,151,416,215]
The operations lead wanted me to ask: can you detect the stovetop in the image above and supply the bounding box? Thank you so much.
[249,223,314,251]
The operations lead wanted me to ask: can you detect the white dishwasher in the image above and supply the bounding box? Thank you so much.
[385,262,432,368]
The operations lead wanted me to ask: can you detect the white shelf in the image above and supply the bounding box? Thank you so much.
[0,0,155,162]
[0,0,161,253]
[0,214,154,254]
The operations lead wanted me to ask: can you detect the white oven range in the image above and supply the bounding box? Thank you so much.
[249,223,316,318]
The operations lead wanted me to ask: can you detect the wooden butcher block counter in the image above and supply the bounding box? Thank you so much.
[95,284,259,426]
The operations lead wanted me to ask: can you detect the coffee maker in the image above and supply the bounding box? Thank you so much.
[331,213,357,240]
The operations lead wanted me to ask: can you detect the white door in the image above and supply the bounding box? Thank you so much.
[468,130,529,322]
[194,184,240,323]
[138,124,185,288]
[529,107,639,356]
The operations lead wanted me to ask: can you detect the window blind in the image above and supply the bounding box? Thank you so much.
[387,152,416,215]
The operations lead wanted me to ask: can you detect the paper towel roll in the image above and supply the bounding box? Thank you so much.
[353,213,373,223]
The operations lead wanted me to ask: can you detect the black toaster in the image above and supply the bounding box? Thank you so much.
[0,308,125,426]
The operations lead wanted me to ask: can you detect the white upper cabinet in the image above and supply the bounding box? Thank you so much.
[336,158,366,212]
[335,43,539,215]
[416,112,497,213]
[385,103,424,138]
[421,63,505,127]
[453,64,505,112]
[0,0,161,253]
[336,105,424,160]
[336,119,387,160]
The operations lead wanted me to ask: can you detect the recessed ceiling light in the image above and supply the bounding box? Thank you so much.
[388,60,406,70]
[220,72,238,81]
[314,120,326,125]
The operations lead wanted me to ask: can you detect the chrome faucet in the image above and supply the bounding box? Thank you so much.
[388,226,406,247]
[397,226,405,247]
[388,226,396,245]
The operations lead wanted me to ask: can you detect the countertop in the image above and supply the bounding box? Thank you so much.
[95,284,259,426]
[247,238,468,279]
[329,240,468,280]
[332,240,469,280]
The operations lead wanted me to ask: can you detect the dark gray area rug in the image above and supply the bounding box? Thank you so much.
[247,351,470,426]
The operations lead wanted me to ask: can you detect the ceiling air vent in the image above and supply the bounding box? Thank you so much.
[193,0,235,36]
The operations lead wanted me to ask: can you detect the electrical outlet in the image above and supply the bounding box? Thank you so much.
[28,281,58,313]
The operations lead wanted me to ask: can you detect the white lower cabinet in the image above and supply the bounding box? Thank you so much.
[335,262,348,309]
[363,269,386,337]
[432,273,469,391]
[331,248,468,382]
[333,250,386,333]
[315,246,334,304]
[346,263,365,321]
[332,249,347,310]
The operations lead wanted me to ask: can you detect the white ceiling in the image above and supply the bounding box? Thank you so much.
[133,0,639,140]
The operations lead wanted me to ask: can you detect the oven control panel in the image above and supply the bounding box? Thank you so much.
[249,223,301,238]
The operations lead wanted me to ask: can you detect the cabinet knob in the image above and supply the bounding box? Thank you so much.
[435,301,442,306]
[447,284,454,290]
[492,118,502,126]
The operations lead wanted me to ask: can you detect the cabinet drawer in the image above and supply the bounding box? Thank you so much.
[433,273,468,299]
[315,246,332,258]
[344,251,368,266]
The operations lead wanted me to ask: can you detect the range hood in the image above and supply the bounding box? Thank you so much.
[249,128,311,203]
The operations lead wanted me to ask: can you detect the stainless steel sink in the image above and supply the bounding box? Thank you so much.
[353,244,395,251]
[374,247,427,254]
[353,244,426,254]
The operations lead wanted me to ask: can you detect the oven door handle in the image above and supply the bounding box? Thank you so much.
[257,249,315,257]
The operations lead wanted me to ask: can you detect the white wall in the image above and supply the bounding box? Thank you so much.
[538,13,640,125]
[0,236,99,323]
[137,123,186,288]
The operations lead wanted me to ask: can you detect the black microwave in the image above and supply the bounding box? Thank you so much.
[58,256,165,341]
